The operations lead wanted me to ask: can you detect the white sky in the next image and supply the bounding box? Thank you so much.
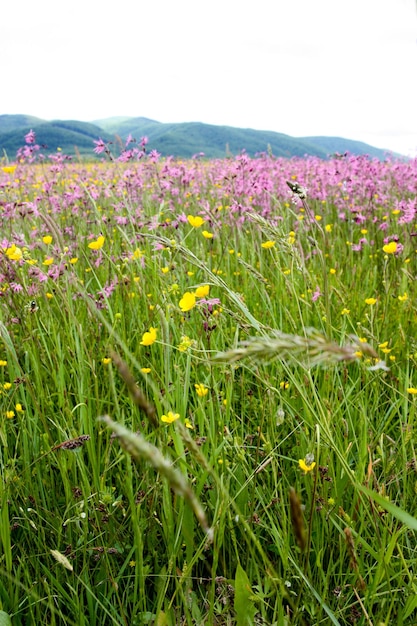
[1,0,416,156]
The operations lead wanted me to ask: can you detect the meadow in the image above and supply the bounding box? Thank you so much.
[0,134,417,625]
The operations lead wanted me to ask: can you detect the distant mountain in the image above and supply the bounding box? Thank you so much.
[0,114,45,134]
[300,136,394,158]
[0,115,113,158]
[0,114,400,160]
[93,117,324,158]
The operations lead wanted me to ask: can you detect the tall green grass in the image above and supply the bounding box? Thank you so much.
[0,158,416,625]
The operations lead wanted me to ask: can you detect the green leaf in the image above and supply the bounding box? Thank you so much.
[234,564,257,626]
[0,611,12,626]
[358,485,417,531]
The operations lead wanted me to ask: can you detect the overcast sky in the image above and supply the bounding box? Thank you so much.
[1,0,416,156]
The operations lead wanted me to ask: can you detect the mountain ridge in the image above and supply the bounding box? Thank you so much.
[0,114,401,160]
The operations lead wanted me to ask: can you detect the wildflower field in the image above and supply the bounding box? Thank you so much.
[1,135,417,625]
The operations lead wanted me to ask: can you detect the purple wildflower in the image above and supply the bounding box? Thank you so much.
[25,129,36,144]
[312,287,321,302]
[93,138,107,155]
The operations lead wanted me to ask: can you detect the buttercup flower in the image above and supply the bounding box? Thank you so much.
[88,235,105,250]
[140,327,157,346]
[261,240,275,249]
[187,215,205,228]
[179,292,196,312]
[195,383,208,397]
[299,456,316,473]
[161,411,180,424]
[2,165,17,174]
[365,298,377,305]
[195,285,210,298]
[4,244,23,261]
[382,241,397,254]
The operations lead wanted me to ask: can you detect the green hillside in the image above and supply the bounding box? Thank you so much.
[0,114,45,133]
[0,118,113,158]
[94,117,329,158]
[0,114,399,160]
[301,136,394,158]
[89,118,404,160]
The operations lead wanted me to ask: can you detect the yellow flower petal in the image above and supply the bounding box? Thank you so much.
[382,241,397,254]
[187,215,205,228]
[161,411,180,424]
[195,285,210,298]
[140,327,157,346]
[179,292,196,312]
[88,235,105,250]
[299,459,316,473]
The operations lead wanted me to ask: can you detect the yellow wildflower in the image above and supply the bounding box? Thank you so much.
[140,326,157,346]
[88,235,105,250]
[382,241,397,254]
[195,285,210,298]
[195,383,208,397]
[365,298,377,305]
[132,248,144,259]
[187,215,205,228]
[161,411,180,424]
[178,336,194,352]
[42,235,53,245]
[179,292,196,312]
[261,240,275,249]
[202,230,214,239]
[4,244,23,261]
[140,327,157,346]
[299,457,316,473]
